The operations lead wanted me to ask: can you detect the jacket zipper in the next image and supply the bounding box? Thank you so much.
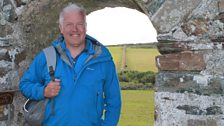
[96,91,100,117]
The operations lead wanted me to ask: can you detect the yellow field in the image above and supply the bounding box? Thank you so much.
[118,90,154,126]
[108,46,160,72]
[108,46,123,71]
[126,48,160,72]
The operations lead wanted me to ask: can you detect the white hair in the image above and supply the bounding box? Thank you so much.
[59,3,86,25]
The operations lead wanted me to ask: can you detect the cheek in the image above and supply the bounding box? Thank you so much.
[80,28,87,34]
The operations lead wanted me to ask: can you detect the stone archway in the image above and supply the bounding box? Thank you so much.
[0,0,224,125]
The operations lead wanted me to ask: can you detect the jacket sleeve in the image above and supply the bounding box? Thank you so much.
[19,51,48,100]
[101,61,122,126]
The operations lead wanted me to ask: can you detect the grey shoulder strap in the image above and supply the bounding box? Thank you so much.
[43,46,56,73]
[43,46,56,115]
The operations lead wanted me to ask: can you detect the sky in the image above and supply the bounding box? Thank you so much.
[86,7,158,45]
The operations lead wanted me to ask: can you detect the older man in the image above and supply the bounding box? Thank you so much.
[20,3,121,126]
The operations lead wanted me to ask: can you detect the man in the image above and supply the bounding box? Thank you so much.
[20,3,121,126]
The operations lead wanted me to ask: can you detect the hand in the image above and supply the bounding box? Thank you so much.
[44,79,61,98]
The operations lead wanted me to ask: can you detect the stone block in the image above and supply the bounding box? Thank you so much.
[157,38,224,54]
[156,52,206,71]
[151,0,201,33]
[0,49,11,62]
[156,72,224,95]
[14,50,26,65]
[215,12,224,23]
[0,38,10,47]
[177,105,223,115]
[0,60,12,77]
[181,19,208,36]
[0,24,13,37]
[218,1,224,13]
[155,92,223,126]
[177,105,203,115]
[0,68,8,77]
[210,34,224,42]
[157,41,191,54]
[188,119,217,126]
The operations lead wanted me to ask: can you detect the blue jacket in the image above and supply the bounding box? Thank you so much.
[20,35,122,126]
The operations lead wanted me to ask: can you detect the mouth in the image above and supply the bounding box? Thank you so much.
[70,33,80,37]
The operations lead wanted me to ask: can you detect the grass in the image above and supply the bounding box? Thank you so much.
[108,46,160,72]
[126,48,160,72]
[108,46,123,71]
[108,45,157,126]
[118,90,154,126]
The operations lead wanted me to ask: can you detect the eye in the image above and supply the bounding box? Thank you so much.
[65,23,73,28]
[76,23,85,29]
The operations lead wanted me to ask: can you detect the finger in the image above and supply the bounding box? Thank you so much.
[52,82,60,86]
[52,91,59,96]
[54,79,60,82]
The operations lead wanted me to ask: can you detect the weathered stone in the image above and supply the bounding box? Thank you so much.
[188,119,217,126]
[147,0,165,15]
[206,106,223,115]
[0,49,11,62]
[151,0,201,33]
[177,105,223,116]
[155,92,223,126]
[15,0,25,7]
[0,60,11,67]
[156,72,224,95]
[177,105,203,115]
[156,52,206,71]
[0,60,11,77]
[181,19,209,36]
[0,38,10,47]
[157,41,191,54]
[0,0,3,8]
[216,12,224,23]
[0,24,14,37]
[14,50,26,65]
[203,50,224,76]
[210,35,224,42]
[0,68,8,77]
[218,1,224,13]
[2,3,17,23]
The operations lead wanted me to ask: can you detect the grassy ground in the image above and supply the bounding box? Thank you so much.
[126,48,160,72]
[108,45,157,126]
[118,90,154,126]
[108,46,160,72]
[108,46,123,71]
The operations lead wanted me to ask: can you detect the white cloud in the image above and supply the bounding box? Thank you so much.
[87,7,157,45]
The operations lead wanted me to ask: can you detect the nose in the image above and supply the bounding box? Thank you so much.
[71,24,79,31]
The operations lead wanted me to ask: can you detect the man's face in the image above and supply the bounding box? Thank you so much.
[59,11,86,48]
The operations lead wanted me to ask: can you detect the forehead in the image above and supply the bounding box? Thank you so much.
[63,11,85,21]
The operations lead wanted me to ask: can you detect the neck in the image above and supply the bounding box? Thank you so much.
[67,43,85,59]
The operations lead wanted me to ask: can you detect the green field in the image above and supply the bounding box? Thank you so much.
[108,45,157,126]
[108,46,160,72]
[126,48,159,72]
[118,90,154,126]
[108,46,123,71]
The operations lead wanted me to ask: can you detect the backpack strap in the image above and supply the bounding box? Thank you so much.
[43,46,56,116]
[43,46,56,81]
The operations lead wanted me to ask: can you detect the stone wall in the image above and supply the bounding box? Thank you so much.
[0,0,224,125]
[0,0,145,125]
[153,0,224,126]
